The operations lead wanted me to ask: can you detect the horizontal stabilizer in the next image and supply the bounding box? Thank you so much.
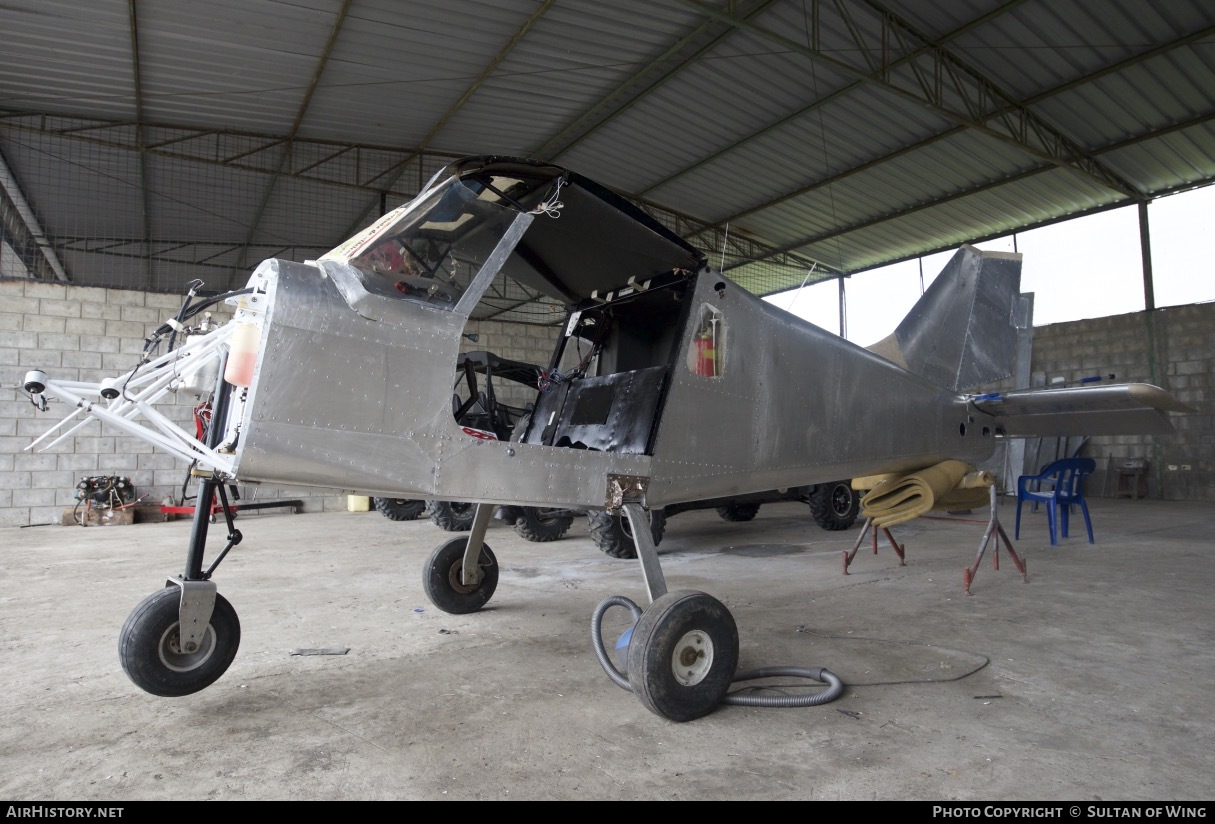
[972,383,1195,437]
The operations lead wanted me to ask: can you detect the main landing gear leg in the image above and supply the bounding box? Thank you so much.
[423,503,500,614]
[615,503,740,723]
[621,503,667,603]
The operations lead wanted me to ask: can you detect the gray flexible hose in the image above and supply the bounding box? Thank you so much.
[592,596,845,708]
[591,595,643,691]
[723,665,845,707]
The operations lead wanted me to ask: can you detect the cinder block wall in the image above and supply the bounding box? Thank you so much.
[1026,303,1213,502]
[2,278,1211,527]
[0,279,347,527]
[458,318,562,410]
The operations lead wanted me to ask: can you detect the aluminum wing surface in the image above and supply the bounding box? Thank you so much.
[971,383,1196,437]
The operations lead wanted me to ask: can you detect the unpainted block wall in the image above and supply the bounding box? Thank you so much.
[2,278,1211,527]
[1024,303,1213,502]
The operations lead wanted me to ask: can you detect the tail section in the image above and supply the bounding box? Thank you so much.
[867,245,1194,436]
[867,244,1026,391]
[972,382,1196,437]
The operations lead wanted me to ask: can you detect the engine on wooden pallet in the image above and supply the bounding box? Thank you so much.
[75,476,136,511]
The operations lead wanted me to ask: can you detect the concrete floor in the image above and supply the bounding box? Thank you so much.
[1,495,1212,801]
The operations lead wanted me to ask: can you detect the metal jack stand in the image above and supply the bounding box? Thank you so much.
[963,485,1027,595]
[842,517,906,574]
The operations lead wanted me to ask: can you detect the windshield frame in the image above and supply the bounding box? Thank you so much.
[319,174,534,314]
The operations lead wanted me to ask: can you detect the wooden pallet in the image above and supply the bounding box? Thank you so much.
[61,506,135,527]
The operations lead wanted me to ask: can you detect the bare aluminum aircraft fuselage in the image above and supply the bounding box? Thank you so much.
[221,159,995,512]
[21,155,1191,722]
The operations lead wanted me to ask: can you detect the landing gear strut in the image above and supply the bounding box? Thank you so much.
[413,500,840,722]
[615,503,740,721]
[118,361,244,697]
[422,503,499,615]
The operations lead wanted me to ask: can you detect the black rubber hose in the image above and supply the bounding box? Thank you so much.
[122,286,259,400]
[165,279,205,354]
[592,596,845,708]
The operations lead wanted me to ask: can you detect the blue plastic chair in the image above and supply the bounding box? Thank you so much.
[1015,457,1096,545]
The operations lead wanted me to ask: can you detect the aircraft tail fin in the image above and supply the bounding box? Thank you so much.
[867,245,1026,392]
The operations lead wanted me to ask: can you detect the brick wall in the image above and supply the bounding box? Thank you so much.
[2,278,1211,527]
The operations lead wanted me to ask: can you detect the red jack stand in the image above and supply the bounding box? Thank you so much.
[963,485,1027,595]
[843,516,906,574]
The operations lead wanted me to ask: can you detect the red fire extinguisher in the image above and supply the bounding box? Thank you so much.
[694,331,716,376]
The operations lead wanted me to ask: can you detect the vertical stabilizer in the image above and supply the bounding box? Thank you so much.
[867,245,1025,391]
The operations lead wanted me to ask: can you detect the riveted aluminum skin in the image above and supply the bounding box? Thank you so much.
[644,269,995,506]
[229,259,653,510]
[206,157,1186,512]
[227,258,995,509]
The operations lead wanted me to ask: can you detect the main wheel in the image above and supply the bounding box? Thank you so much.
[373,497,426,521]
[587,509,667,559]
[626,590,739,722]
[716,502,761,522]
[118,587,241,697]
[513,507,575,542]
[426,500,476,531]
[423,536,499,614]
[808,481,860,530]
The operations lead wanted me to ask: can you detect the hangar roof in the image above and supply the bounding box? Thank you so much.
[2,0,1213,324]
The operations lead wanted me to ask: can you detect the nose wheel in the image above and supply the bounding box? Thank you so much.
[118,586,241,697]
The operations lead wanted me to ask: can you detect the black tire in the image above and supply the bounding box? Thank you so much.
[513,507,574,542]
[716,502,761,522]
[587,509,667,559]
[373,497,426,521]
[423,536,499,614]
[118,587,241,697]
[808,481,860,530]
[626,590,739,722]
[426,500,476,532]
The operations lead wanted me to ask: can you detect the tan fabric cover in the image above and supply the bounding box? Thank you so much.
[857,460,994,527]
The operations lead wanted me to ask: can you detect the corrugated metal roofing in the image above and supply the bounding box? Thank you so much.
[1,0,1213,322]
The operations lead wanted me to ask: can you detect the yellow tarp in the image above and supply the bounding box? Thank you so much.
[855,460,994,528]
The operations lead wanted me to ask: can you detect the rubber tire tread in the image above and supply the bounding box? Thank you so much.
[422,536,499,615]
[808,481,860,530]
[626,590,739,722]
[373,497,426,521]
[513,508,574,542]
[715,503,761,522]
[427,500,476,532]
[587,509,667,559]
[118,587,241,697]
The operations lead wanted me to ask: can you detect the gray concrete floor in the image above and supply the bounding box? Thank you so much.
[1,495,1212,801]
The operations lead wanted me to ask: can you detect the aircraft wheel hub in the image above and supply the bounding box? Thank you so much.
[671,630,713,686]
